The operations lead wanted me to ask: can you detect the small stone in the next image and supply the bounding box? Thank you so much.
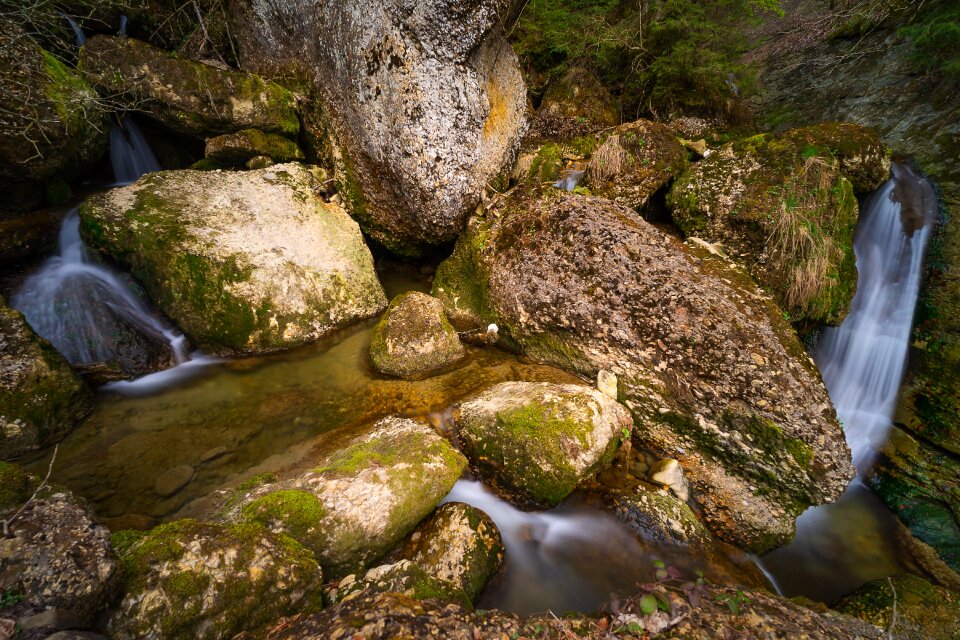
[597,369,618,399]
[153,464,194,497]
[245,155,275,170]
[649,458,691,502]
[370,292,466,379]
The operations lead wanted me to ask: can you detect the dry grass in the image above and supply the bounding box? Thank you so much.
[586,134,629,185]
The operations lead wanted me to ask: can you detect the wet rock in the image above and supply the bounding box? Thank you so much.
[0,22,107,213]
[230,0,527,256]
[153,464,194,498]
[326,560,471,609]
[609,489,712,548]
[204,129,304,165]
[0,298,92,460]
[369,292,466,379]
[0,208,62,265]
[456,381,632,506]
[389,501,503,602]
[584,120,689,210]
[527,65,621,144]
[650,458,691,502]
[107,518,323,640]
[0,461,33,512]
[432,191,855,552]
[79,35,299,137]
[458,323,499,346]
[0,489,118,626]
[228,417,466,578]
[79,163,387,355]
[251,585,885,639]
[835,573,960,640]
[668,123,889,325]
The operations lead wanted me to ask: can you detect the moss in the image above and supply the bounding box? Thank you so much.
[0,462,33,511]
[431,219,497,329]
[240,490,326,548]
[528,143,565,183]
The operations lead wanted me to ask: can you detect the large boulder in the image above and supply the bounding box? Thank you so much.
[227,417,467,578]
[0,22,107,214]
[389,501,503,602]
[0,486,118,628]
[370,292,466,379]
[456,381,632,506]
[668,123,890,325]
[79,163,387,355]
[229,0,528,256]
[835,573,960,640]
[79,35,299,137]
[107,519,323,640]
[1,297,92,460]
[432,191,855,552]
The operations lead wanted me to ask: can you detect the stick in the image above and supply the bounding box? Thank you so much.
[2,444,59,538]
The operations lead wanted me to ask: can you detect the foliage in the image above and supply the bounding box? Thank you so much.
[510,0,782,119]
[899,0,960,83]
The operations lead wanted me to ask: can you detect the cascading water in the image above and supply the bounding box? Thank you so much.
[762,162,938,602]
[110,117,162,185]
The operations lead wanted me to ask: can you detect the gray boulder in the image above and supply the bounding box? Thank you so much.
[370,292,466,379]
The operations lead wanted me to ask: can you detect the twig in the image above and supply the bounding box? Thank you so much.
[2,444,58,538]
[887,577,898,639]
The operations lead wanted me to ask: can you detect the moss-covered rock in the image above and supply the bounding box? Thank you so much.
[0,21,107,212]
[79,35,299,137]
[868,426,960,572]
[326,560,472,610]
[432,190,854,553]
[369,292,466,379]
[527,65,621,144]
[456,381,632,506]
[78,163,387,355]
[0,297,92,460]
[0,489,118,627]
[0,461,33,512]
[608,489,713,548]
[834,573,960,640]
[668,123,889,324]
[204,129,304,165]
[107,518,323,640]
[584,119,689,210]
[389,502,503,602]
[227,417,467,578]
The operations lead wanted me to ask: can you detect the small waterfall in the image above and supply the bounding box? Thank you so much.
[109,117,162,185]
[553,169,584,192]
[61,14,86,45]
[814,162,936,471]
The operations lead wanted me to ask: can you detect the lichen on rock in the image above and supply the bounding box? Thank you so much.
[369,292,466,379]
[78,163,387,355]
[456,381,632,506]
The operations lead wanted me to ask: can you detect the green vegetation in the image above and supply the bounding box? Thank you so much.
[900,0,960,83]
[511,0,782,118]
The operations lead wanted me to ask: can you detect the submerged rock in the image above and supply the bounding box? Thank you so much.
[204,129,304,165]
[0,21,107,213]
[0,298,92,460]
[668,123,889,324]
[107,519,323,640]
[326,560,471,610]
[584,120,689,209]
[228,417,466,578]
[370,292,466,379]
[835,573,960,640]
[0,487,117,627]
[79,163,387,355]
[433,191,855,552]
[389,501,503,602]
[456,381,632,506]
[79,35,299,137]
[230,0,528,256]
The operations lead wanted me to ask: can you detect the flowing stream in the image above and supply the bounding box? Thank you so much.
[762,162,937,602]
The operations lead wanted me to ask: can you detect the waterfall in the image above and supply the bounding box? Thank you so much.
[61,14,86,45]
[814,162,936,472]
[109,117,162,185]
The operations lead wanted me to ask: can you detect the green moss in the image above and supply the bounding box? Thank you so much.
[528,143,565,183]
[431,220,497,328]
[240,490,326,545]
[0,462,33,511]
[166,571,211,598]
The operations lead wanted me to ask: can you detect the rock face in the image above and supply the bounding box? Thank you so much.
[108,519,323,640]
[668,123,889,325]
[256,586,885,639]
[835,573,960,640]
[230,0,528,256]
[527,65,620,144]
[79,35,299,137]
[204,129,304,165]
[0,488,117,626]
[79,163,387,355]
[433,191,855,552]
[326,560,471,610]
[0,21,106,213]
[228,417,466,578]
[584,120,688,209]
[456,381,632,506]
[390,501,503,602]
[370,292,466,379]
[1,298,92,460]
